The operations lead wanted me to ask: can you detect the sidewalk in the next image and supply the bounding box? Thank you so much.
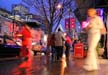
[0,55,108,75]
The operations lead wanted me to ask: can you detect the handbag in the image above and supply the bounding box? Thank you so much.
[100,27,106,35]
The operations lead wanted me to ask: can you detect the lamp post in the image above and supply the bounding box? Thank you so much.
[68,8,71,33]
[68,3,73,37]
[56,4,63,32]
[12,10,16,37]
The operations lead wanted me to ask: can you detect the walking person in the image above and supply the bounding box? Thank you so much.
[50,33,56,61]
[65,34,72,60]
[47,33,56,61]
[83,8,106,71]
[20,22,33,60]
[55,29,65,61]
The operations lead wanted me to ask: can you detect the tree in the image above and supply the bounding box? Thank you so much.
[23,0,74,34]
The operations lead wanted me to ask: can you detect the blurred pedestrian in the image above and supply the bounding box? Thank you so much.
[65,34,72,60]
[72,39,77,51]
[55,29,65,61]
[50,33,56,61]
[83,8,106,71]
[77,39,82,44]
[47,33,56,61]
[20,22,33,60]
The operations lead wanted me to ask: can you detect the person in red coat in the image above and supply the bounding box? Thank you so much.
[20,23,33,59]
[65,35,72,60]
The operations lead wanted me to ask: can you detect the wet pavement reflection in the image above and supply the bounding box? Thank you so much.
[0,54,108,75]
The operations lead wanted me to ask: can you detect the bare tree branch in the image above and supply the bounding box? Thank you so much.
[23,0,74,33]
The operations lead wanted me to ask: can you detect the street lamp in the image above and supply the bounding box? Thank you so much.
[57,4,62,9]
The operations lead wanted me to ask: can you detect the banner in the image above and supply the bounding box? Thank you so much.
[65,18,76,30]
[70,18,76,29]
[65,18,69,30]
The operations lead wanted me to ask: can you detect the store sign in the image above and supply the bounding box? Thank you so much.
[74,43,84,58]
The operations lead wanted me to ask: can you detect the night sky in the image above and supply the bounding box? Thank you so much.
[0,0,80,32]
[0,0,21,11]
[0,0,36,14]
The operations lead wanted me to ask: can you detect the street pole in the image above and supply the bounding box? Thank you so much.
[12,10,15,37]
[69,10,70,34]
[107,12,108,58]
[68,4,71,34]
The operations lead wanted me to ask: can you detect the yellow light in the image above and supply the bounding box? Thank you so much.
[57,4,62,9]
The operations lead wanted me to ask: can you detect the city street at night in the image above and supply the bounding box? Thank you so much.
[0,0,108,75]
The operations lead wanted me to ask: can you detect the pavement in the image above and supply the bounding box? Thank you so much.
[0,54,108,75]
